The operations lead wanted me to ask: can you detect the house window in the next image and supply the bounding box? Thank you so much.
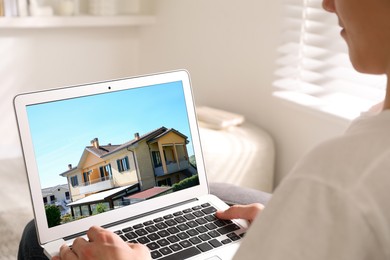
[152,151,162,167]
[70,176,79,187]
[50,195,56,202]
[65,191,70,200]
[99,164,112,180]
[83,172,89,185]
[117,156,130,173]
[43,197,47,204]
[157,178,172,187]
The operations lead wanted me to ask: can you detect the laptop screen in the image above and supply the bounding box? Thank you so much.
[26,80,199,228]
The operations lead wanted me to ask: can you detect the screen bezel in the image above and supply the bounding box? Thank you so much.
[14,70,209,244]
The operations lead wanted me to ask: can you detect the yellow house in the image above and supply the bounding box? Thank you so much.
[60,126,195,214]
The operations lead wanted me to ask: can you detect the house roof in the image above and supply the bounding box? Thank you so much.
[147,128,188,144]
[60,126,188,177]
[42,184,69,196]
[126,186,172,200]
[67,183,139,207]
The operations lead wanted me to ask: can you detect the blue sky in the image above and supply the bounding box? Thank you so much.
[27,81,195,188]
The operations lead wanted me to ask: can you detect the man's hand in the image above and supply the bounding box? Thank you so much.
[51,226,151,260]
[216,203,264,224]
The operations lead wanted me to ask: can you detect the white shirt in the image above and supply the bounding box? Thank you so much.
[235,111,390,260]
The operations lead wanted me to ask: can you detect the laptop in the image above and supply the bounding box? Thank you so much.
[14,70,248,259]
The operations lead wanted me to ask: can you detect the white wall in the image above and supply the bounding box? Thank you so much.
[138,0,350,186]
[1,0,350,188]
[1,27,141,158]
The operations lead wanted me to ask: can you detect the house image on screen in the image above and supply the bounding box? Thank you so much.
[59,126,196,217]
[42,184,71,216]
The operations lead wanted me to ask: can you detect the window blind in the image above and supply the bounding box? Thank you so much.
[274,0,386,120]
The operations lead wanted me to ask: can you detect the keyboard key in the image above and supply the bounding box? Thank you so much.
[122,227,133,233]
[204,215,217,222]
[196,226,208,233]
[202,207,217,215]
[159,246,173,255]
[154,217,164,223]
[150,250,162,259]
[137,236,150,244]
[177,224,189,231]
[177,232,190,240]
[208,230,220,238]
[169,243,183,252]
[209,239,223,248]
[174,216,186,223]
[197,242,213,252]
[195,218,207,225]
[214,220,226,227]
[156,223,168,230]
[163,214,174,219]
[186,221,198,228]
[193,211,205,217]
[147,242,160,250]
[189,237,202,245]
[113,230,122,235]
[179,240,192,248]
[187,229,199,237]
[184,213,196,221]
[205,223,218,230]
[165,219,177,226]
[145,226,158,233]
[183,208,192,213]
[133,223,144,229]
[167,235,180,243]
[227,232,241,241]
[147,233,160,241]
[217,224,241,235]
[157,238,170,247]
[201,203,210,208]
[125,232,137,240]
[167,227,180,234]
[135,229,148,236]
[192,206,202,210]
[157,230,170,237]
[199,233,211,241]
[143,220,154,226]
[173,211,183,216]
[221,238,232,244]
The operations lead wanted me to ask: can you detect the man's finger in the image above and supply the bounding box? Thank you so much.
[59,244,77,260]
[71,237,89,257]
[216,204,264,222]
[86,226,105,242]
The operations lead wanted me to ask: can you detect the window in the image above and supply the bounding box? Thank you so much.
[50,195,56,202]
[65,191,70,200]
[83,172,89,184]
[99,164,112,180]
[43,197,47,204]
[157,178,172,187]
[275,0,385,120]
[70,176,79,187]
[117,156,130,172]
[152,151,162,167]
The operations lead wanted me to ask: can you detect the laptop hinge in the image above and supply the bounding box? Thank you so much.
[63,198,198,241]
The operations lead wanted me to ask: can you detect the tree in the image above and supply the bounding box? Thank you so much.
[45,205,61,228]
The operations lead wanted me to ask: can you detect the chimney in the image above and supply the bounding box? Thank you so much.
[91,138,99,149]
[68,164,72,170]
[134,133,140,140]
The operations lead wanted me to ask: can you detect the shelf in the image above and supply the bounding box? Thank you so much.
[0,15,156,28]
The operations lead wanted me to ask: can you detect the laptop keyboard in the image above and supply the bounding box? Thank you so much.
[113,203,244,259]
